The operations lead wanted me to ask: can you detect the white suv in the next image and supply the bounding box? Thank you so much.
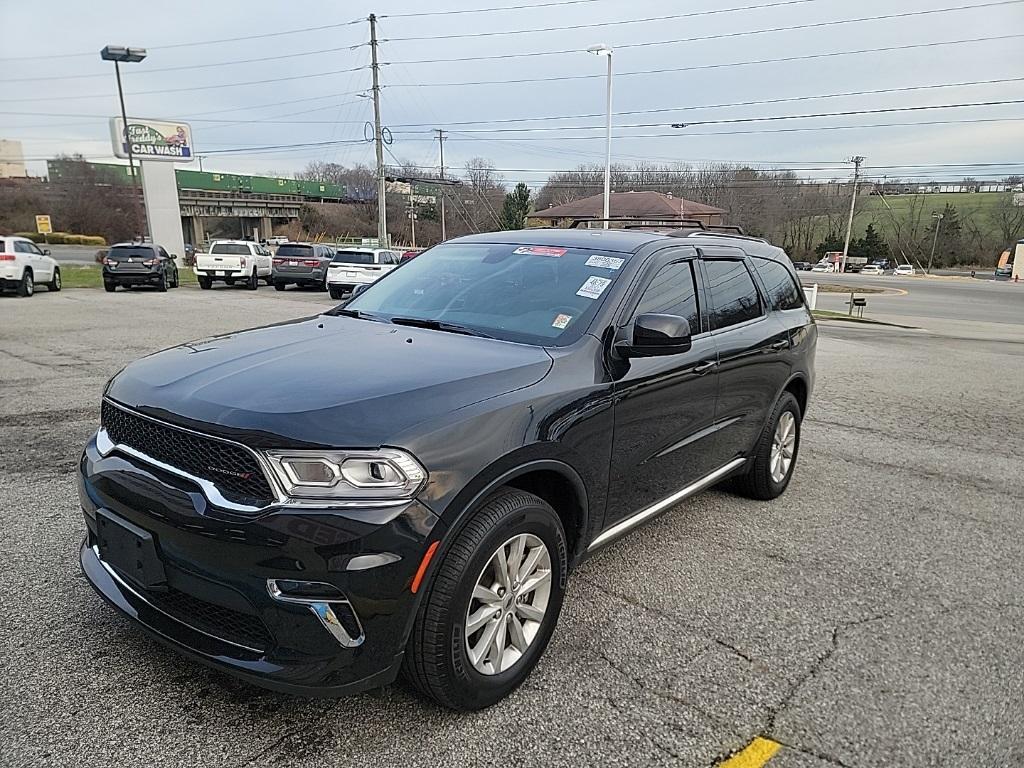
[327,248,402,299]
[0,235,61,297]
[194,240,273,290]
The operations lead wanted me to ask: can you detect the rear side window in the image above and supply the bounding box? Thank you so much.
[210,243,251,255]
[333,250,374,264]
[276,244,315,258]
[703,259,763,330]
[753,257,804,311]
[632,261,701,336]
[0,240,5,252]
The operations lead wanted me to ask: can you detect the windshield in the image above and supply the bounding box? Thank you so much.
[276,244,316,258]
[342,242,630,345]
[333,250,375,264]
[108,246,156,260]
[210,243,250,255]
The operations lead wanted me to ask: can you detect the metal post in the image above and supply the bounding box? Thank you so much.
[114,60,146,239]
[927,213,943,274]
[409,196,416,248]
[602,52,613,229]
[840,155,864,274]
[435,128,447,241]
[369,14,387,247]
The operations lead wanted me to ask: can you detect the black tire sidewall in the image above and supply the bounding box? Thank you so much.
[435,500,567,709]
[763,393,801,495]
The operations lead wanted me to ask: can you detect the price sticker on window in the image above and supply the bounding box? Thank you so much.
[585,255,624,270]
[576,276,611,299]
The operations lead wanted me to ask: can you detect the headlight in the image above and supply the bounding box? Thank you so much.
[264,448,427,501]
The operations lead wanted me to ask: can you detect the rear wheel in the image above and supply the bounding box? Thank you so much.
[328,286,344,300]
[198,275,212,290]
[17,269,34,297]
[274,281,286,292]
[104,281,116,293]
[48,268,61,292]
[732,391,801,500]
[247,269,258,290]
[402,487,567,710]
[157,271,168,292]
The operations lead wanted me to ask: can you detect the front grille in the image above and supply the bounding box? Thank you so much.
[101,399,275,508]
[149,586,272,651]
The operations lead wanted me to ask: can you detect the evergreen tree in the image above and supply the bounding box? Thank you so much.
[814,231,844,259]
[858,223,890,261]
[499,183,533,230]
[931,203,963,267]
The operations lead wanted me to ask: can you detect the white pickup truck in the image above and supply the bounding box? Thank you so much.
[194,240,273,290]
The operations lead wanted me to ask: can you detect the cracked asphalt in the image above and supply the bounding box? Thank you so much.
[2,286,1022,768]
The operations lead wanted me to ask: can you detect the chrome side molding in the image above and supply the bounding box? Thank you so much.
[588,457,747,551]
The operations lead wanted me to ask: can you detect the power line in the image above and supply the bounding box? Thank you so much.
[381,0,608,18]
[384,0,819,41]
[386,34,1024,88]
[376,162,1024,174]
[386,1,1024,64]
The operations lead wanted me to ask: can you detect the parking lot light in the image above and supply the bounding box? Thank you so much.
[100,44,148,239]
[587,44,613,229]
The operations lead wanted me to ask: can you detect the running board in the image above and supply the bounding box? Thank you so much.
[587,457,747,551]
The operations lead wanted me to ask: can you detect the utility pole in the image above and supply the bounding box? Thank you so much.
[840,155,865,274]
[927,212,944,274]
[408,196,417,248]
[434,128,447,240]
[369,14,387,247]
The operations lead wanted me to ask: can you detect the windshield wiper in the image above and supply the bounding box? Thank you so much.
[327,307,386,322]
[388,316,493,338]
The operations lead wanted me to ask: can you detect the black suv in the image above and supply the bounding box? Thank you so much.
[103,243,180,292]
[78,228,815,710]
[272,242,335,291]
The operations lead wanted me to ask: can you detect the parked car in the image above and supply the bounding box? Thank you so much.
[272,243,335,291]
[102,242,180,292]
[893,264,916,276]
[810,263,833,273]
[0,235,61,297]
[860,264,884,275]
[791,261,811,271]
[401,249,422,262]
[994,264,1012,279]
[267,236,289,246]
[194,240,273,290]
[78,228,815,709]
[326,247,402,299]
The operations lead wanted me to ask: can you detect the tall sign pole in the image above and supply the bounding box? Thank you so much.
[435,128,447,241]
[369,15,388,247]
[840,155,865,274]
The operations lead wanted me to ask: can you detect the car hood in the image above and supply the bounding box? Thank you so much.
[106,315,553,447]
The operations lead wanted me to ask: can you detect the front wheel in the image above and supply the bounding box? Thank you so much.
[403,487,567,710]
[48,268,62,292]
[733,391,801,500]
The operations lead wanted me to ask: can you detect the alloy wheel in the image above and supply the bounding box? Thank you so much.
[770,410,797,483]
[465,533,552,676]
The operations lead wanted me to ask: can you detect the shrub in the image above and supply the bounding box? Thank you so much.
[11,231,106,246]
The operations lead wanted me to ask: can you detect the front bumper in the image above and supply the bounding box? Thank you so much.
[77,432,443,696]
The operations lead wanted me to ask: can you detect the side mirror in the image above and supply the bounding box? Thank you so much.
[616,313,692,358]
[42,248,51,255]
[350,284,370,298]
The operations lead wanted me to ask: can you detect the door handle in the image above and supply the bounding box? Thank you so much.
[693,360,717,375]
[770,340,790,351]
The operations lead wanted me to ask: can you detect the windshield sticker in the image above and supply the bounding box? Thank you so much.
[585,255,624,270]
[552,313,572,329]
[576,276,612,299]
[512,246,566,257]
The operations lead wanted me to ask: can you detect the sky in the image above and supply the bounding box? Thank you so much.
[1,0,1023,189]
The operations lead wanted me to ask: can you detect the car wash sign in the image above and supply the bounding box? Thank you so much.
[110,118,194,160]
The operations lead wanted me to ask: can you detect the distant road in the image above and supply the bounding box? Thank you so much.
[46,244,101,265]
[799,272,1023,325]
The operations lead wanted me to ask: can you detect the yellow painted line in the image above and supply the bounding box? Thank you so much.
[718,737,782,768]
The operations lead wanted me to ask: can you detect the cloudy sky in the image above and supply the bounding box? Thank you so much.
[2,0,1022,188]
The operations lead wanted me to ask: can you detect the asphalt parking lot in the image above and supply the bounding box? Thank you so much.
[2,285,1023,768]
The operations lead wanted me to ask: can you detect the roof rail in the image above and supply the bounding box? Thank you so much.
[565,217,707,230]
[678,230,770,244]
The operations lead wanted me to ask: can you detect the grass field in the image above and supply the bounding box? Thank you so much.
[58,265,198,289]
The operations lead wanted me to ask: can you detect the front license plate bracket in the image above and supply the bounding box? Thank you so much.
[96,509,167,592]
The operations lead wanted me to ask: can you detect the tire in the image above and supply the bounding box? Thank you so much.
[157,272,168,292]
[225,277,235,286]
[732,391,801,500]
[198,276,212,290]
[264,274,274,286]
[48,268,61,292]
[17,269,34,297]
[247,269,258,290]
[274,281,286,292]
[328,286,343,300]
[104,281,116,293]
[403,487,568,711]
[171,268,179,288]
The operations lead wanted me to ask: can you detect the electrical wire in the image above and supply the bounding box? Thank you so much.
[380,0,608,18]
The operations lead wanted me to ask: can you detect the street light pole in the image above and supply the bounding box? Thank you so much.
[927,212,944,274]
[588,44,613,229]
[101,45,148,239]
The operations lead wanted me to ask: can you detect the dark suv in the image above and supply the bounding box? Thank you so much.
[103,243,180,292]
[272,242,335,291]
[78,228,814,710]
